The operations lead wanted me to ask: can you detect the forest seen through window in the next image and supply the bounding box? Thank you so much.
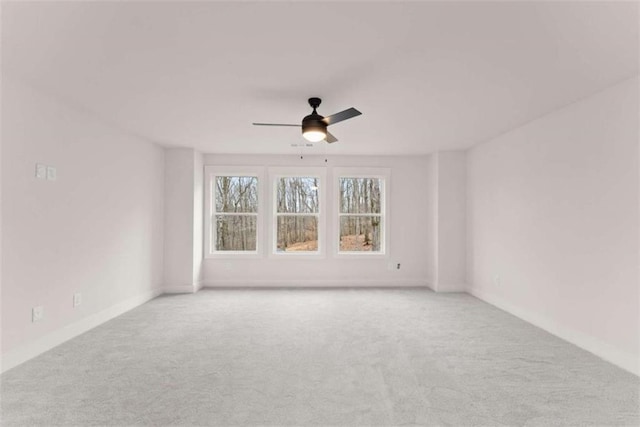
[339,177,383,252]
[214,176,258,251]
[212,175,384,254]
[276,177,319,252]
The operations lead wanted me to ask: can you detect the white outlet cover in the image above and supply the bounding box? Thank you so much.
[46,166,57,181]
[36,163,47,179]
[73,293,82,307]
[32,306,44,322]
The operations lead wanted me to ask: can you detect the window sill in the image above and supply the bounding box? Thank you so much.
[205,252,262,260]
[333,251,388,260]
[268,251,326,260]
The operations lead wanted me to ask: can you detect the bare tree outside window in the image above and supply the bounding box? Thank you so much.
[276,177,319,252]
[214,176,258,251]
[339,177,383,252]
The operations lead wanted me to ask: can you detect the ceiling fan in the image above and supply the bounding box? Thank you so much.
[253,98,362,144]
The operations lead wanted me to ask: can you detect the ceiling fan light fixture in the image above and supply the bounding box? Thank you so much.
[302,128,326,142]
[253,97,362,145]
[302,111,327,142]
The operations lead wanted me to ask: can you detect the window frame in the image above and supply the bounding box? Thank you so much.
[204,165,264,259]
[268,167,327,259]
[333,167,390,258]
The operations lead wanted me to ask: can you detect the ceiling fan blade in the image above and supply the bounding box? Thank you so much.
[325,131,338,143]
[252,123,300,127]
[322,108,362,126]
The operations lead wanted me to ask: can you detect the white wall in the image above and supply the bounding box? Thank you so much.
[425,154,438,289]
[1,77,165,372]
[0,73,4,360]
[163,148,203,293]
[164,149,195,292]
[202,154,429,287]
[424,151,467,292]
[437,151,467,291]
[193,152,204,286]
[467,76,639,375]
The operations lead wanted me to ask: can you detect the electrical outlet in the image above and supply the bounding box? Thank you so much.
[73,293,82,307]
[387,262,401,271]
[46,166,57,181]
[35,164,47,179]
[32,306,44,322]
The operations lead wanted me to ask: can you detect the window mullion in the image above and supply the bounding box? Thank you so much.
[215,212,258,216]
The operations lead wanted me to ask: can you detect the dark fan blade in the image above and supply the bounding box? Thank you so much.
[325,131,338,143]
[322,108,362,126]
[252,123,300,127]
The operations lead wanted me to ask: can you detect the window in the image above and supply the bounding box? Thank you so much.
[204,166,263,257]
[275,177,319,252]
[335,169,389,255]
[204,165,387,258]
[214,176,258,251]
[270,167,326,256]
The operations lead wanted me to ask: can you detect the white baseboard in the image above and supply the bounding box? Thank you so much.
[0,288,163,374]
[467,287,639,377]
[163,282,201,294]
[203,279,429,288]
[435,282,467,292]
[425,281,436,291]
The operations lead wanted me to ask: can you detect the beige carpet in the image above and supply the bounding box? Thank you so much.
[1,288,638,426]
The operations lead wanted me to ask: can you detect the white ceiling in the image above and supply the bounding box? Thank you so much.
[2,1,638,155]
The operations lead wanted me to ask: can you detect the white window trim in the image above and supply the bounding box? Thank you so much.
[332,167,390,259]
[268,166,327,259]
[204,165,265,259]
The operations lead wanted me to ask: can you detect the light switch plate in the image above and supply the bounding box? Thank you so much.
[46,166,57,181]
[32,306,44,322]
[73,293,82,307]
[36,164,47,179]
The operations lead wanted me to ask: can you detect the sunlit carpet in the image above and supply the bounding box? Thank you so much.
[1,288,638,426]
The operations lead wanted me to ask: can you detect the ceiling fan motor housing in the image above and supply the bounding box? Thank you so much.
[302,97,327,135]
[302,112,327,135]
[253,96,361,144]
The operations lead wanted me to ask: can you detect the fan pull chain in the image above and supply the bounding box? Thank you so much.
[324,140,328,163]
